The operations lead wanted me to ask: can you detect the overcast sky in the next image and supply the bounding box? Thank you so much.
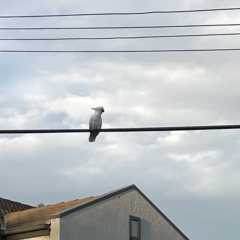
[1,1,240,240]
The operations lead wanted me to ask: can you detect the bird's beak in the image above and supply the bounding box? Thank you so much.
[102,109,105,112]
[91,107,96,110]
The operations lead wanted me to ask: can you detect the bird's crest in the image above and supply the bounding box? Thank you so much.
[91,106,104,112]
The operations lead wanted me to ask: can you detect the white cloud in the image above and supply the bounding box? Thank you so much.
[24,94,96,120]
[167,150,221,163]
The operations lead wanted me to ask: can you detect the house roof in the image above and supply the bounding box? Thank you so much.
[53,185,190,240]
[4,185,189,240]
[0,197,34,217]
[5,197,94,229]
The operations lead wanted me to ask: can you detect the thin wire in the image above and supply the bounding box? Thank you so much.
[1,125,240,134]
[1,23,240,31]
[1,48,240,53]
[1,7,240,18]
[1,32,240,41]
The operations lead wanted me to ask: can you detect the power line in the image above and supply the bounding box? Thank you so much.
[1,23,240,31]
[1,124,240,134]
[1,7,240,18]
[1,32,240,41]
[1,48,240,53]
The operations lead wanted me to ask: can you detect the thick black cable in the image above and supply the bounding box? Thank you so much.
[1,125,240,134]
[1,7,240,18]
[1,23,240,31]
[1,32,240,41]
[1,48,240,53]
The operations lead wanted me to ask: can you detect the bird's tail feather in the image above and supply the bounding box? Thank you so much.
[89,135,96,142]
[89,132,99,142]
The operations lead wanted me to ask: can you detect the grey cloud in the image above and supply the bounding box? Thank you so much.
[1,1,240,240]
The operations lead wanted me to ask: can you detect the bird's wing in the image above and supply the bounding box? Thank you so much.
[89,114,102,130]
[89,114,102,142]
[89,115,94,130]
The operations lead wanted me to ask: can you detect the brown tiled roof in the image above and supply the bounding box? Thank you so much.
[0,197,34,217]
[5,197,94,229]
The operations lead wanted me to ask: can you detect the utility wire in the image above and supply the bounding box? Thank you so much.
[1,7,240,18]
[1,32,240,41]
[1,23,240,30]
[1,48,240,53]
[1,124,240,134]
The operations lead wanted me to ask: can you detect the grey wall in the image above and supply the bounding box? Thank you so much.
[60,189,187,240]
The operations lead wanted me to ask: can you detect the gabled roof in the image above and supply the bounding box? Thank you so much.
[5,197,94,229]
[52,184,189,240]
[0,197,34,216]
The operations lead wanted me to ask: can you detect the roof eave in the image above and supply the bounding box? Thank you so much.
[2,223,50,239]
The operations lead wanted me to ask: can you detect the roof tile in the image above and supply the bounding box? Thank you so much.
[5,197,94,229]
[0,197,34,216]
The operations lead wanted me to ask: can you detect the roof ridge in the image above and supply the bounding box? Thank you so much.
[36,196,94,208]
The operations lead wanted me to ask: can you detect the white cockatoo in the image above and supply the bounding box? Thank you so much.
[89,106,105,142]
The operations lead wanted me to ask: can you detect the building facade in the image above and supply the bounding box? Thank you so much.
[1,185,189,240]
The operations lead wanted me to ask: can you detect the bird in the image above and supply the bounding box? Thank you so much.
[89,106,105,142]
